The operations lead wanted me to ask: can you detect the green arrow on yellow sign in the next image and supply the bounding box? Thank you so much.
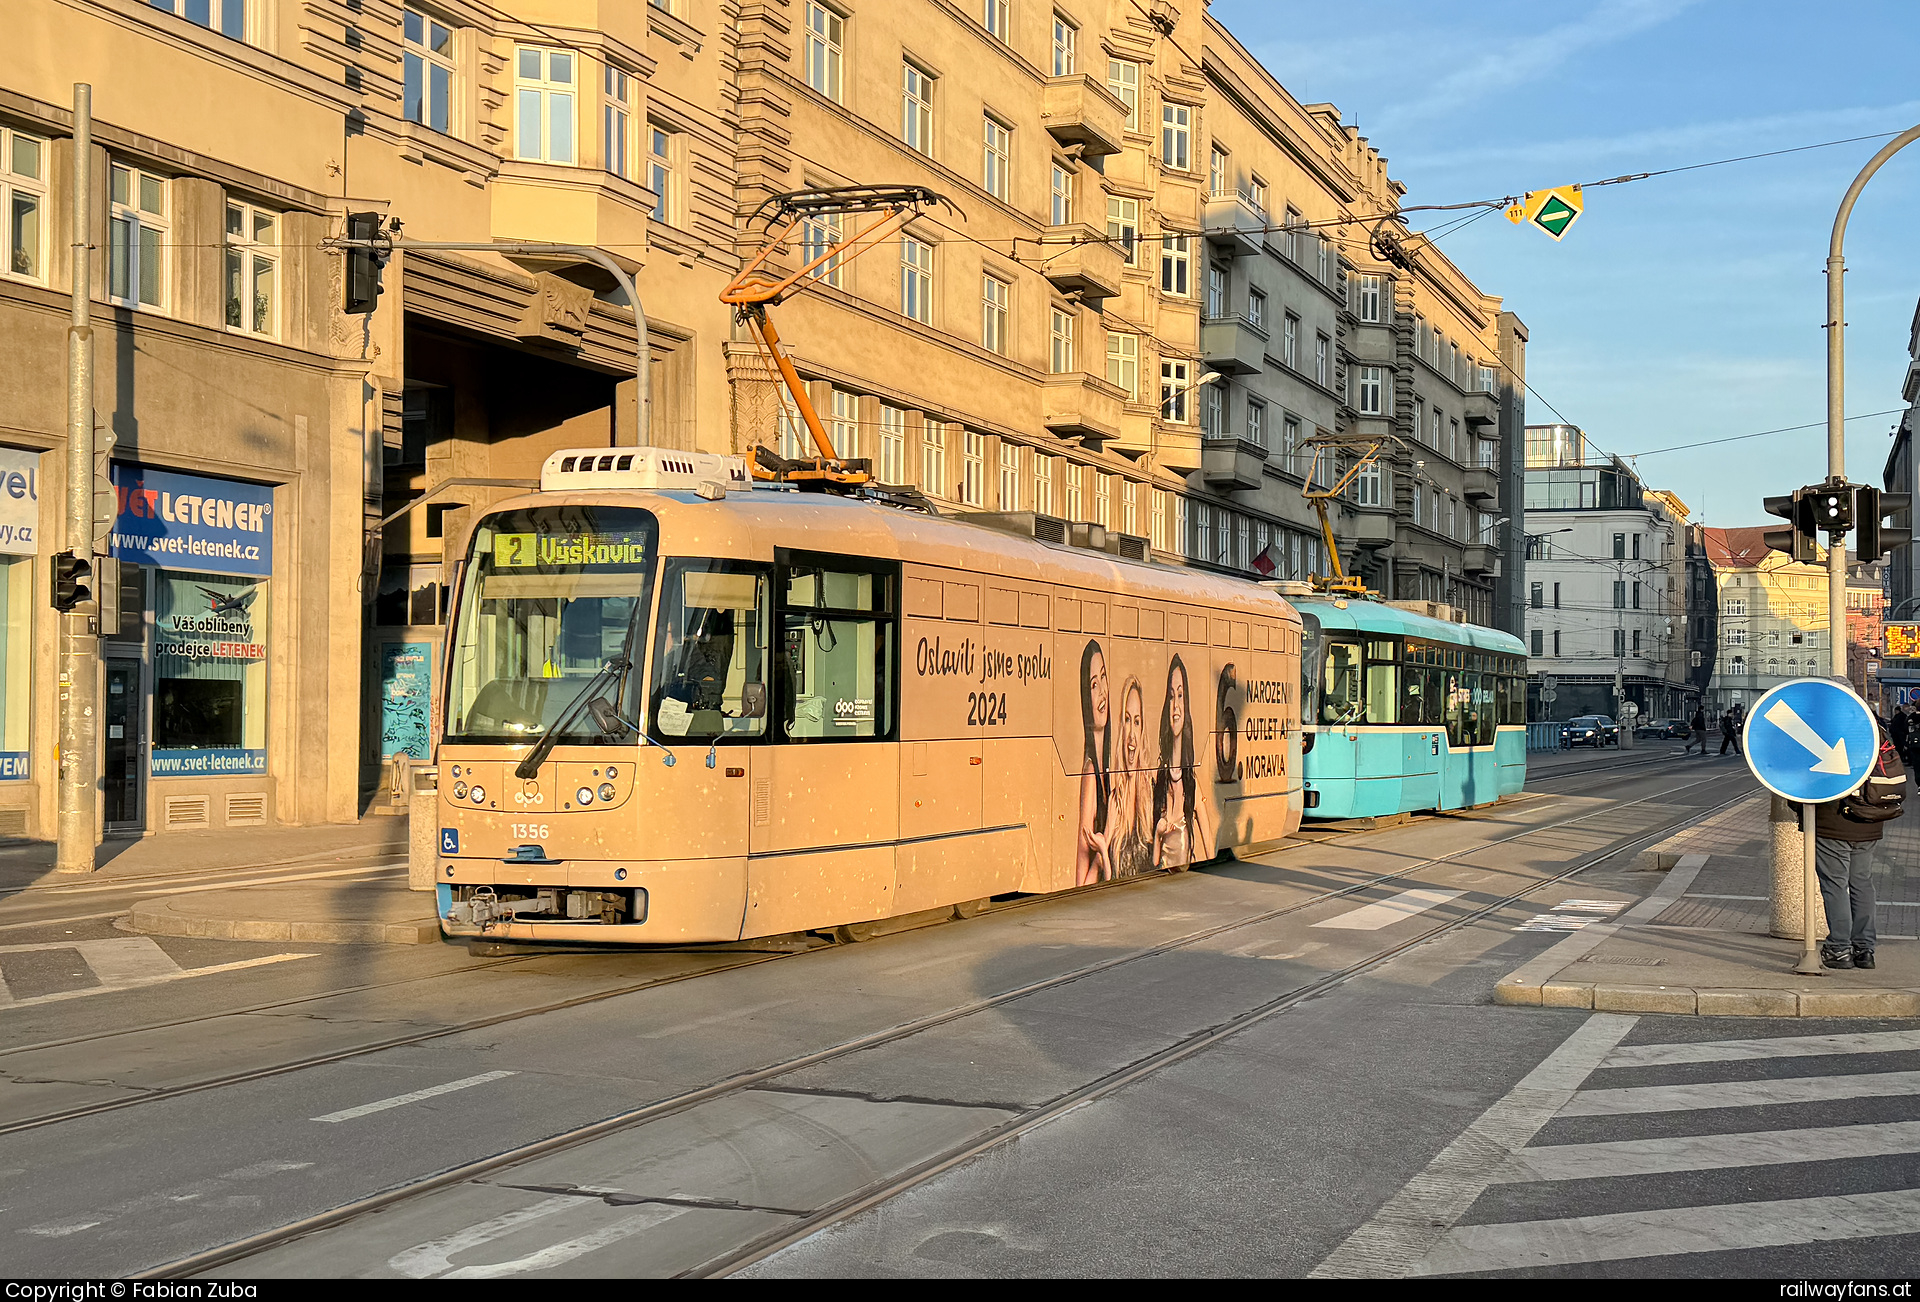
[1504,185,1585,241]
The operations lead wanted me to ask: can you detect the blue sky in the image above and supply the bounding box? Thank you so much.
[1217,0,1920,528]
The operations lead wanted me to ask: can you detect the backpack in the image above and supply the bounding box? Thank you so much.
[1840,731,1908,825]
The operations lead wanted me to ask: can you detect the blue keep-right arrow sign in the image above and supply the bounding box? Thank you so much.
[1744,679,1880,803]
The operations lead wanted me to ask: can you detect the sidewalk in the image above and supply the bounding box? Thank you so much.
[0,818,409,894]
[1496,794,1920,1017]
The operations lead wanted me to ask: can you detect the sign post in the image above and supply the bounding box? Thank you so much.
[1743,678,1879,974]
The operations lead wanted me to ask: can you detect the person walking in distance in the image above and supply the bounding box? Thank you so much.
[1892,703,1912,767]
[1684,704,1708,755]
[1810,715,1906,970]
[1719,708,1739,756]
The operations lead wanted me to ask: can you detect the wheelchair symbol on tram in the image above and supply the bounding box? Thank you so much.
[440,827,459,854]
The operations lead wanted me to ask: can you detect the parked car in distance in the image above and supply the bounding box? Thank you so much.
[1636,717,1689,740]
[1562,715,1620,748]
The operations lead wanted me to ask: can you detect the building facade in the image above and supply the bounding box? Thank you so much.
[1521,425,1689,721]
[1703,527,1835,711]
[0,0,1526,838]
[1849,555,1887,707]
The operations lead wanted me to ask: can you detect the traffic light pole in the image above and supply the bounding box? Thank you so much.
[56,84,96,875]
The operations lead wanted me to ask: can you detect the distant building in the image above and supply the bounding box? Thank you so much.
[1703,529,1837,710]
[1850,557,1888,707]
[1522,427,1692,722]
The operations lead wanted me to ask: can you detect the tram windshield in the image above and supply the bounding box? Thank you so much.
[446,506,658,743]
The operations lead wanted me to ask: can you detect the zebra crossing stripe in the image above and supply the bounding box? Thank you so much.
[1494,1119,1920,1184]
[1604,1028,1920,1069]
[1561,1069,1920,1117]
[1412,1187,1920,1275]
[1308,1013,1638,1278]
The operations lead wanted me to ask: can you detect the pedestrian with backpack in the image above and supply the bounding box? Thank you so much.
[1684,705,1708,755]
[1810,718,1905,970]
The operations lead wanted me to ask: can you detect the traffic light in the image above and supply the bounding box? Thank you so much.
[1762,490,1819,563]
[344,211,387,314]
[1857,486,1913,563]
[50,551,92,612]
[1808,483,1853,534]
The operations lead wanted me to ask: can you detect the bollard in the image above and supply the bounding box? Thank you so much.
[408,765,439,892]
[1769,793,1828,942]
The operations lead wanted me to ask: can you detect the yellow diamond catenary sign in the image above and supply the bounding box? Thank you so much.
[1505,186,1584,241]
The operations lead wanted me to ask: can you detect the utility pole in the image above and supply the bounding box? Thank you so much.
[56,84,96,875]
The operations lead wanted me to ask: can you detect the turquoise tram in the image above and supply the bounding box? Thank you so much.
[1296,597,1528,819]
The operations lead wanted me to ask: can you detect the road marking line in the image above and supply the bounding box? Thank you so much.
[1562,1069,1920,1117]
[1605,1028,1920,1069]
[1494,1118,1920,1183]
[312,1071,518,1123]
[1312,888,1466,931]
[389,1195,578,1277]
[23,1222,102,1237]
[63,937,185,985]
[1682,893,1768,901]
[1308,1013,1637,1278]
[9,861,408,899]
[1412,1187,1920,1274]
[0,910,135,933]
[0,952,314,1011]
[447,1206,689,1278]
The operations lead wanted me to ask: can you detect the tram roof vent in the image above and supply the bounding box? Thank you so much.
[1264,580,1316,598]
[539,448,750,495]
[958,510,1069,545]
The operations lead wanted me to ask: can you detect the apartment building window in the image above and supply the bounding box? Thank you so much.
[1161,103,1192,171]
[1049,307,1074,374]
[998,441,1021,509]
[878,405,906,484]
[515,47,577,164]
[1282,415,1300,474]
[1196,505,1212,565]
[1550,629,1560,656]
[961,430,985,506]
[1065,462,1085,521]
[1282,208,1303,263]
[1107,196,1139,264]
[1613,628,1626,657]
[223,201,277,337]
[2,129,46,283]
[1161,360,1190,424]
[1209,145,1229,197]
[404,9,455,133]
[1050,164,1073,225]
[1632,629,1642,655]
[1448,418,1459,460]
[902,63,934,156]
[604,66,633,178]
[1632,533,1642,560]
[777,409,805,461]
[1531,629,1544,657]
[981,274,1010,354]
[109,162,167,310]
[1122,479,1139,535]
[1107,60,1140,131]
[1160,235,1191,297]
[646,124,676,223]
[1612,532,1626,560]
[801,209,842,286]
[1199,381,1224,437]
[1246,399,1266,447]
[1314,334,1330,387]
[983,115,1011,201]
[1247,288,1266,330]
[1613,581,1626,610]
[1316,237,1328,283]
[1355,274,1382,323]
[1094,472,1112,527]
[1281,313,1298,369]
[1245,174,1267,212]
[921,422,946,496]
[1553,582,1561,609]
[1151,489,1168,550]
[900,237,933,323]
[1034,453,1057,516]
[1355,366,1384,415]
[1530,582,1543,610]
[1411,484,1423,530]
[1445,495,1456,539]
[1106,332,1138,399]
[1354,461,1382,507]
[149,0,247,39]
[805,2,845,103]
[984,0,1009,41]
[828,389,859,459]
[1429,405,1442,447]
[1632,581,1642,610]
[1051,13,1077,74]
[1205,263,1228,318]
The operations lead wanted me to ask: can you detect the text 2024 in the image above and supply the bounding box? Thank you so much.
[967,691,1009,726]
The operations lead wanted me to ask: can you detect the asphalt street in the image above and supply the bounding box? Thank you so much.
[5,750,1909,1277]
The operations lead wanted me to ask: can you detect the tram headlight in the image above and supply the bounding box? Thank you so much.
[576,786,596,806]
[604,765,618,780]
[469,785,486,804]
[452,782,468,800]
[615,868,628,881]
[597,783,616,803]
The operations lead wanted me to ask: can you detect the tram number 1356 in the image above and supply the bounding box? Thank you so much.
[966,691,1010,727]
[510,823,550,840]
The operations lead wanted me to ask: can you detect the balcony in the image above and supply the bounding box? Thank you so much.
[1201,436,1267,491]
[1202,192,1266,257]
[1463,543,1499,576]
[1041,74,1127,159]
[1464,466,1499,505]
[1354,511,1396,549]
[1043,372,1126,445]
[1463,388,1499,430]
[1041,223,1124,302]
[1200,316,1266,375]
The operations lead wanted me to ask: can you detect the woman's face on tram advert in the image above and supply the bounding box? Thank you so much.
[1167,660,1187,740]
[1122,680,1145,769]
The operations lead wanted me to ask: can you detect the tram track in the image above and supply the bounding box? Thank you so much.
[131,770,1758,1279]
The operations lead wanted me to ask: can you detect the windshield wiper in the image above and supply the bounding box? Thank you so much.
[514,654,631,779]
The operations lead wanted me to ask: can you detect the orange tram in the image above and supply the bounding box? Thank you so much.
[431,448,1306,945]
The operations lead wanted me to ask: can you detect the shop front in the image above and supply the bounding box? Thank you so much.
[0,446,39,838]
[105,463,276,833]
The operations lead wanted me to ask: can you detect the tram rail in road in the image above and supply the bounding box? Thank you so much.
[119,774,1756,1280]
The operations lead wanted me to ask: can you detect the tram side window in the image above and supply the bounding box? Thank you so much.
[1476,674,1497,746]
[1321,641,1361,725]
[1506,673,1526,725]
[651,561,770,740]
[1365,640,1397,725]
[1444,670,1471,748]
[779,561,896,741]
[1402,666,1438,727]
